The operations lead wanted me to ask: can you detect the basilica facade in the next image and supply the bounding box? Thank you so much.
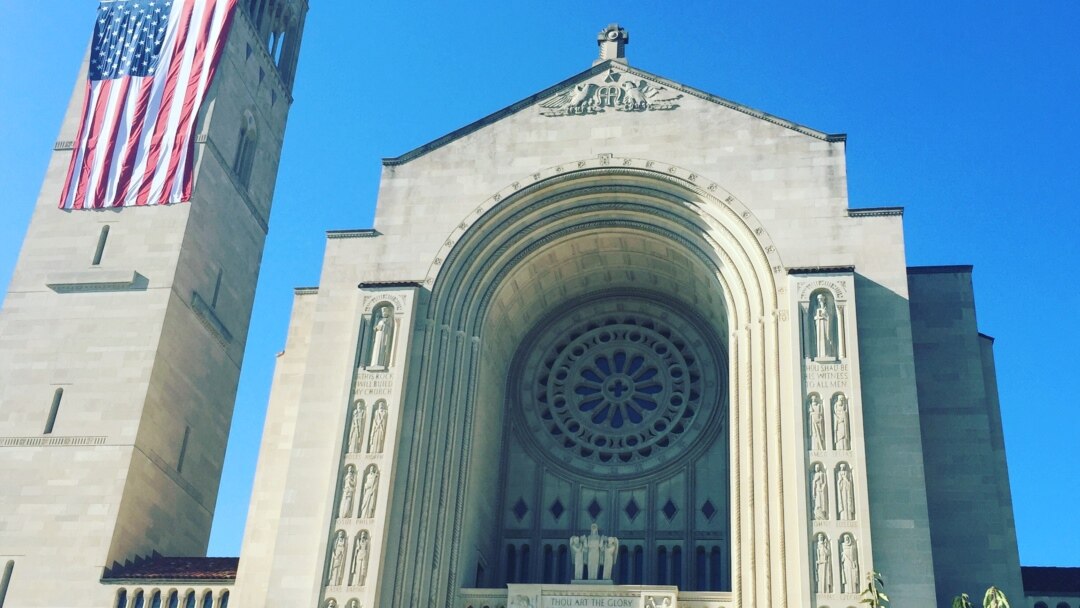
[1,7,1070,608]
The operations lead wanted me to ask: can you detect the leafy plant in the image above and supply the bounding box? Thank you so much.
[860,570,889,607]
[952,593,975,608]
[983,586,1010,608]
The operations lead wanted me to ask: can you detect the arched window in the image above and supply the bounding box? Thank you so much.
[671,545,683,588]
[150,590,162,608]
[556,544,568,583]
[166,590,178,608]
[505,545,517,585]
[656,546,668,585]
[133,590,145,608]
[114,589,127,608]
[518,544,530,583]
[201,590,213,608]
[184,591,196,608]
[695,546,707,591]
[1056,602,1070,608]
[1034,602,1048,608]
[217,591,229,608]
[233,111,257,187]
[541,545,553,584]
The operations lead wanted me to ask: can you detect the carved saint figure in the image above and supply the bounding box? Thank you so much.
[367,307,394,369]
[811,463,829,520]
[328,530,347,585]
[833,394,850,450]
[359,466,379,518]
[346,600,360,608]
[808,394,826,451]
[569,535,585,580]
[840,534,860,593]
[585,523,603,580]
[350,531,370,586]
[509,595,533,608]
[347,401,365,453]
[837,463,855,521]
[645,598,672,608]
[602,536,619,580]
[368,403,387,454]
[814,533,832,593]
[814,294,831,360]
[338,466,356,519]
[325,600,338,608]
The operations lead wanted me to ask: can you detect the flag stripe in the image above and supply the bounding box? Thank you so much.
[59,0,238,210]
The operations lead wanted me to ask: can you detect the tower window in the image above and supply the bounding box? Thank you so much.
[211,268,224,309]
[44,388,63,434]
[233,111,257,187]
[0,561,13,608]
[92,225,110,266]
[178,426,192,473]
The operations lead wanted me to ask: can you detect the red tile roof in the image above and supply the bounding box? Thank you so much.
[102,555,238,582]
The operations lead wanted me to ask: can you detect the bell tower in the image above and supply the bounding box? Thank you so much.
[0,1,307,605]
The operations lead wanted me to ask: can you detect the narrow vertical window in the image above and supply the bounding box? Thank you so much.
[210,269,224,309]
[167,591,178,608]
[44,388,63,434]
[114,589,128,608]
[233,111,257,187]
[177,426,191,473]
[92,225,110,265]
[0,561,13,608]
[217,591,229,608]
[202,590,213,608]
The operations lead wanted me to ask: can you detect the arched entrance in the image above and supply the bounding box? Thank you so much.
[388,160,793,608]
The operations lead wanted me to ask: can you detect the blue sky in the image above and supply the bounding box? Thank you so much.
[1,1,1078,568]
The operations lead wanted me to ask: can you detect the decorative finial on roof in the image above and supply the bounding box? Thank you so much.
[595,23,629,66]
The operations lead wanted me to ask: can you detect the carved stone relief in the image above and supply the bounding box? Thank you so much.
[837,463,855,521]
[365,305,394,370]
[347,401,366,453]
[367,401,387,454]
[645,597,673,608]
[540,72,682,117]
[346,600,360,608]
[328,530,347,585]
[808,393,826,451]
[325,600,337,608]
[840,533,860,593]
[509,595,534,608]
[350,530,370,586]
[811,462,829,521]
[814,532,833,593]
[338,466,356,519]
[359,465,379,519]
[833,393,851,451]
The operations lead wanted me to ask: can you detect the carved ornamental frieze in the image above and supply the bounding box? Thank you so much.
[540,70,683,117]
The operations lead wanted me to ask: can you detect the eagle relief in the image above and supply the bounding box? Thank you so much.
[540,71,683,117]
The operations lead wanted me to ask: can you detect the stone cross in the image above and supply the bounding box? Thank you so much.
[595,24,629,65]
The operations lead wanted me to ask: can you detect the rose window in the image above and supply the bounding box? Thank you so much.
[515,300,723,478]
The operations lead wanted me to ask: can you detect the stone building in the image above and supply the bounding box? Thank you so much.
[0,8,1075,608]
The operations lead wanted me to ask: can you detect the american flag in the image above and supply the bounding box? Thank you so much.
[60,0,237,209]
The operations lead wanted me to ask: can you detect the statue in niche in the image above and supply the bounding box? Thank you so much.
[840,534,860,593]
[813,294,832,361]
[602,536,619,580]
[814,533,832,593]
[359,465,379,519]
[350,531,370,586]
[347,402,365,453]
[808,394,826,451]
[346,600,360,608]
[833,393,850,451]
[325,600,338,608]
[837,463,855,521]
[338,466,356,519]
[569,535,585,580]
[509,595,533,608]
[366,307,394,370]
[328,530,347,585]
[368,402,388,454]
[811,463,829,520]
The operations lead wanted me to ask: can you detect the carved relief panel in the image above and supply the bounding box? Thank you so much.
[791,273,872,607]
[321,288,417,608]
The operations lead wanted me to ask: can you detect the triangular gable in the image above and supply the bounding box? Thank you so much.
[382,60,845,167]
